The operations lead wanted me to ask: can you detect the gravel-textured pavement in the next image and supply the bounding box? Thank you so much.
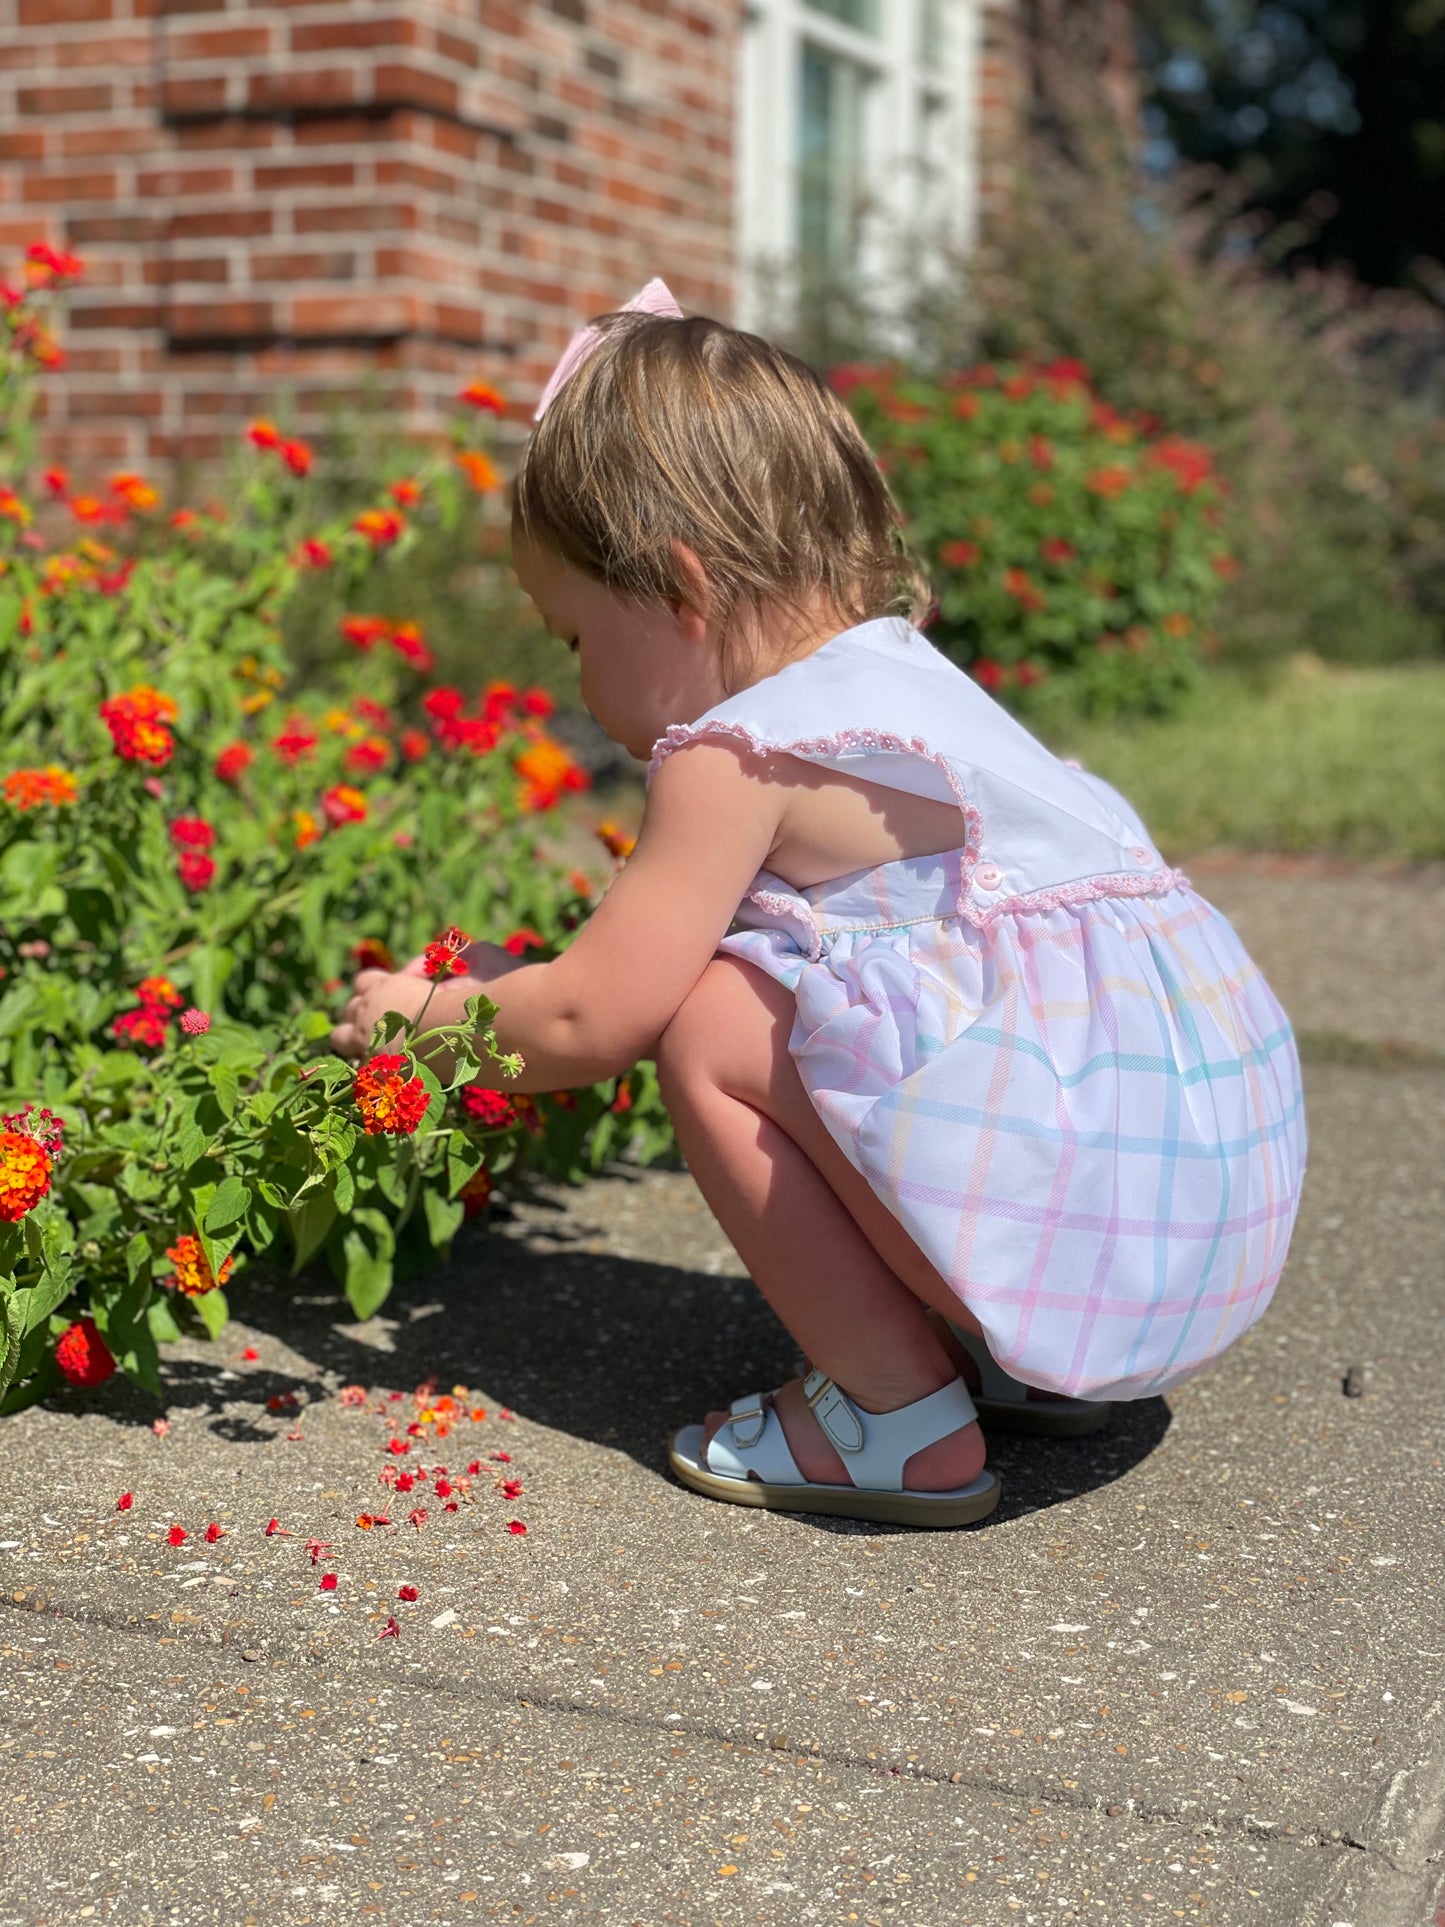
[1,861,1442,1927]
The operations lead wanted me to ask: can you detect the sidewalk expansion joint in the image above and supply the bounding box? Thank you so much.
[2,1581,1422,1869]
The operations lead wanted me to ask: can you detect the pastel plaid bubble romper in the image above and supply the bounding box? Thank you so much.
[649,616,1307,1403]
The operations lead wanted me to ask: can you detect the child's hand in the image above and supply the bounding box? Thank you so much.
[329,968,440,1063]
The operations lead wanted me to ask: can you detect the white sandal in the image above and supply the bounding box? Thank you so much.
[942,1320,1114,1437]
[668,1368,1001,1529]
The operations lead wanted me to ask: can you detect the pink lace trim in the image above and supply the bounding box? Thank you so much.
[959,867,1189,931]
[744,885,825,962]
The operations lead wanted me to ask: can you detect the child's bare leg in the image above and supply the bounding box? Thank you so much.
[655,956,987,1492]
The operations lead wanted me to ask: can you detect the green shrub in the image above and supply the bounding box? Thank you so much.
[771,121,1445,672]
[839,359,1232,716]
[0,247,670,1416]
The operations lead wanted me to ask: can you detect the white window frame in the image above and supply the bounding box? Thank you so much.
[737,0,983,345]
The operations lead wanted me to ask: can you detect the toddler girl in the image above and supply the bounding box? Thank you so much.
[333,281,1307,1530]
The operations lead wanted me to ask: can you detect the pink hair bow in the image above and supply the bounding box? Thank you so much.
[532,276,684,423]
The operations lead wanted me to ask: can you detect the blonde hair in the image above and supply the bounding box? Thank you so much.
[510,309,932,689]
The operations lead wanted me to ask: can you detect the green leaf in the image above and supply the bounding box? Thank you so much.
[256,1179,286,1209]
[0,1290,24,1403]
[203,1176,250,1233]
[340,1225,394,1322]
[209,1062,240,1121]
[9,1266,72,1338]
[423,1186,465,1252]
[288,1187,337,1276]
[189,944,234,1015]
[332,1158,355,1213]
[374,1157,408,1209]
[146,1295,183,1344]
[445,1130,483,1199]
[193,1287,228,1340]
[124,1229,152,1287]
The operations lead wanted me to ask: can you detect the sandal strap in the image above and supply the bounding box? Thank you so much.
[945,1320,1029,1403]
[802,1370,978,1492]
[703,1392,806,1485]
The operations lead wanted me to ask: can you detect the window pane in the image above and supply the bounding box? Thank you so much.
[798,42,869,272]
[803,0,880,36]
[919,0,945,67]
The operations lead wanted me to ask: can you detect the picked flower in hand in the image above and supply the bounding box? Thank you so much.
[422,925,471,979]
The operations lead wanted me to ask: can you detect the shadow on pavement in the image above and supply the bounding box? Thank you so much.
[130,1179,1179,1526]
[66,1183,1173,1534]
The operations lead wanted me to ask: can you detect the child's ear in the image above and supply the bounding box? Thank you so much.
[665,540,712,640]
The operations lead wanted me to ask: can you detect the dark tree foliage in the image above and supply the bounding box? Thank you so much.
[1138,0,1445,291]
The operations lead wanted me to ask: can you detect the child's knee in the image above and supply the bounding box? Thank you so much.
[655,956,783,1099]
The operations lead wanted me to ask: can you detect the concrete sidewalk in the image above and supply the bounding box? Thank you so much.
[1,862,1442,1927]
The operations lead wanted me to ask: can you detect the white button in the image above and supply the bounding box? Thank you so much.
[974,861,1003,891]
[1130,846,1156,868]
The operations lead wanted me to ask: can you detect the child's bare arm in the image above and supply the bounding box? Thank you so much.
[450,739,781,1090]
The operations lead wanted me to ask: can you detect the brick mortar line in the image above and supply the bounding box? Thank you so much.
[0,1581,1413,1865]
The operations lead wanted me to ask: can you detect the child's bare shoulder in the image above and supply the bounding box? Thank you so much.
[644,732,786,850]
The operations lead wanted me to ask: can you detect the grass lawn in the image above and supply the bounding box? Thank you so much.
[1041,657,1445,864]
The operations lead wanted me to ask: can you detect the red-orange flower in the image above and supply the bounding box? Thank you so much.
[298,537,332,568]
[280,438,313,477]
[214,742,252,784]
[111,1005,168,1050]
[137,976,183,1010]
[345,734,392,776]
[246,419,281,450]
[340,614,389,651]
[99,685,178,766]
[1147,436,1213,493]
[0,1129,51,1221]
[503,928,544,958]
[164,1234,235,1297]
[1039,537,1077,565]
[514,737,587,811]
[939,539,981,569]
[353,507,405,546]
[322,784,367,829]
[455,450,500,493]
[177,850,216,892]
[459,381,505,414]
[423,925,470,978]
[1086,465,1132,499]
[354,1053,430,1136]
[388,620,433,674]
[389,478,421,506]
[169,815,215,851]
[1002,567,1046,614]
[594,821,636,861]
[55,1316,115,1388]
[460,1087,516,1128]
[400,727,430,763]
[293,808,320,850]
[273,716,319,762]
[3,765,77,810]
[350,937,396,972]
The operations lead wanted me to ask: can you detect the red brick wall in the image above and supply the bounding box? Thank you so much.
[0,0,744,468]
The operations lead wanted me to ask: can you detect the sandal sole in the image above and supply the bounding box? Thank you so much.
[668,1426,1002,1529]
[973,1396,1115,1438]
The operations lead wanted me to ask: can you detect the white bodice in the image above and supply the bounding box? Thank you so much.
[648,616,1180,931]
